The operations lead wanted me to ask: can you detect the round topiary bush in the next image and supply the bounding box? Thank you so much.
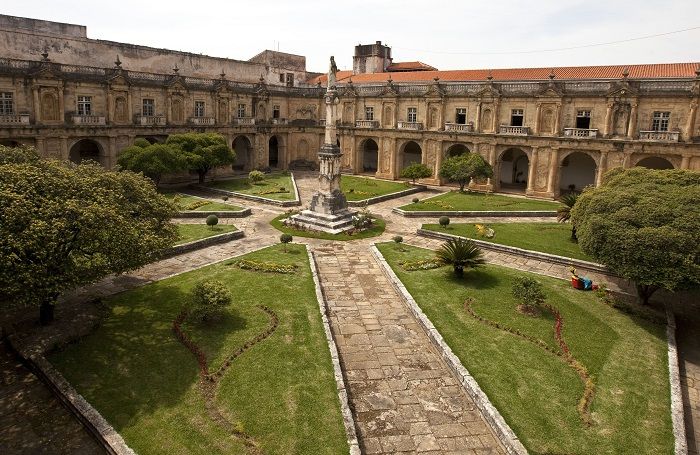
[393,235,403,244]
[189,279,232,322]
[439,216,450,228]
[222,196,229,201]
[280,233,293,252]
[206,214,219,229]
[412,197,420,203]
[249,170,265,183]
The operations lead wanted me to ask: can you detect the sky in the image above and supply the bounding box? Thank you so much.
[3,0,700,73]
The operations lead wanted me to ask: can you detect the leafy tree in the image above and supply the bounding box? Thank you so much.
[117,142,185,186]
[206,214,219,229]
[249,170,265,183]
[512,276,546,313]
[400,163,432,183]
[189,279,231,322]
[439,216,450,228]
[438,153,493,192]
[435,237,485,277]
[280,233,293,252]
[556,192,579,240]
[0,146,177,323]
[132,138,151,148]
[572,167,700,305]
[166,133,236,184]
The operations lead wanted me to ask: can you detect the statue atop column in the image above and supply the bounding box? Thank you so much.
[327,56,338,89]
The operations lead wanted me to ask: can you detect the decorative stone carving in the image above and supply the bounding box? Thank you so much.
[481,109,492,132]
[171,98,184,123]
[535,153,549,190]
[218,100,228,124]
[296,104,317,119]
[613,104,630,136]
[381,147,391,172]
[114,96,127,123]
[541,108,553,134]
[41,92,58,121]
[384,105,392,127]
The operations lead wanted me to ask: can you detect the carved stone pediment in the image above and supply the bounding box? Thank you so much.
[341,84,358,97]
[476,85,500,100]
[607,82,638,98]
[167,80,187,93]
[425,80,445,97]
[537,85,563,98]
[107,74,130,88]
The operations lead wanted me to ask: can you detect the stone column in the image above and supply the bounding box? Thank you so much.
[127,92,133,124]
[32,87,41,124]
[106,91,113,124]
[554,104,561,136]
[546,147,560,196]
[58,86,65,123]
[681,154,691,170]
[435,140,444,184]
[534,103,542,135]
[491,101,500,132]
[36,137,45,157]
[603,102,614,137]
[595,151,608,186]
[475,102,482,133]
[60,136,68,161]
[627,102,638,139]
[686,100,698,141]
[108,136,117,169]
[622,153,632,169]
[526,147,539,195]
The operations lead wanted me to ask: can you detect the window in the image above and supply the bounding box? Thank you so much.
[510,109,524,127]
[285,73,294,86]
[576,110,591,129]
[194,101,205,118]
[142,99,155,117]
[273,105,280,119]
[77,96,92,116]
[407,107,417,123]
[0,92,13,115]
[237,103,246,118]
[652,111,670,131]
[279,74,285,83]
[365,106,374,121]
[455,108,467,124]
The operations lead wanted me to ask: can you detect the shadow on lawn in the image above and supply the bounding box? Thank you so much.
[444,267,500,290]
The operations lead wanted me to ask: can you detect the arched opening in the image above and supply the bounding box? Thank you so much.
[498,148,528,193]
[361,139,379,173]
[69,139,102,165]
[636,156,674,170]
[400,140,422,171]
[269,136,279,168]
[446,144,470,157]
[0,140,22,147]
[559,152,596,193]
[232,135,253,171]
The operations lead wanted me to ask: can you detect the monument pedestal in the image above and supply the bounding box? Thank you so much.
[286,208,355,234]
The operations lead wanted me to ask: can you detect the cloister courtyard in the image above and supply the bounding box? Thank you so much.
[1,168,698,455]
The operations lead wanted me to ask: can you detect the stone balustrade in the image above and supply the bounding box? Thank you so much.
[189,117,215,126]
[444,122,474,132]
[271,118,288,125]
[234,117,255,125]
[499,125,529,135]
[563,128,598,138]
[72,115,106,126]
[397,121,423,130]
[136,115,166,126]
[355,120,379,128]
[0,113,30,125]
[638,130,680,142]
[318,119,326,126]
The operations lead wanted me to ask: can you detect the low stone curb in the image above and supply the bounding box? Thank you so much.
[370,244,528,455]
[416,228,610,274]
[193,172,301,207]
[666,307,688,455]
[392,207,557,218]
[160,230,244,258]
[175,208,251,218]
[7,337,137,455]
[347,185,426,207]
[307,247,361,455]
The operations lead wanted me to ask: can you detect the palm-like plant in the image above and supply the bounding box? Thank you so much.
[557,192,579,240]
[435,238,486,277]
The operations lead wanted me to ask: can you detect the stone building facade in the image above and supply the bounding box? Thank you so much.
[1,15,699,198]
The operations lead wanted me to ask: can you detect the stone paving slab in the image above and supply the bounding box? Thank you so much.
[313,241,505,454]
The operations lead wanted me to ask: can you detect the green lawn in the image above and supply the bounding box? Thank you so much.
[270,213,385,241]
[423,222,594,261]
[376,242,672,455]
[399,191,559,212]
[206,173,295,201]
[175,224,237,245]
[49,245,348,455]
[340,175,411,201]
[162,192,244,212]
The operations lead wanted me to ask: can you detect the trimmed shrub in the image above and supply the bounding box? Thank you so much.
[189,279,231,322]
[206,214,219,229]
[412,197,420,203]
[222,196,229,201]
[439,216,450,228]
[512,276,546,312]
[248,170,265,183]
[280,233,293,252]
[393,235,403,244]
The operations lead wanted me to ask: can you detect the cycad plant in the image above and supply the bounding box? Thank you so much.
[557,192,579,240]
[435,237,486,277]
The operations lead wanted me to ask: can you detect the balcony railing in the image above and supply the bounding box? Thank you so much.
[271,118,288,125]
[499,125,529,135]
[397,121,423,130]
[189,117,215,126]
[72,115,106,126]
[444,122,474,132]
[563,128,598,138]
[355,119,379,128]
[0,113,30,125]
[136,115,166,126]
[318,119,326,126]
[638,130,680,142]
[233,117,255,126]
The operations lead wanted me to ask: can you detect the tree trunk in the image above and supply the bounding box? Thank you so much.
[459,182,466,192]
[198,171,206,184]
[636,284,658,305]
[571,224,577,241]
[39,299,56,325]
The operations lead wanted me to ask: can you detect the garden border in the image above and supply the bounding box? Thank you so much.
[393,207,557,218]
[346,184,425,207]
[161,230,244,258]
[416,228,610,274]
[193,172,301,207]
[307,247,361,455]
[370,244,528,455]
[6,337,137,455]
[666,307,688,455]
[175,208,251,218]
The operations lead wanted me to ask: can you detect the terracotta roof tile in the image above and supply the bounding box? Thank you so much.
[307,70,353,85]
[386,61,437,72]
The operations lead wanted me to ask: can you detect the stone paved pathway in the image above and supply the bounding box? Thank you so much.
[313,241,505,454]
[678,314,700,454]
[0,341,104,455]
